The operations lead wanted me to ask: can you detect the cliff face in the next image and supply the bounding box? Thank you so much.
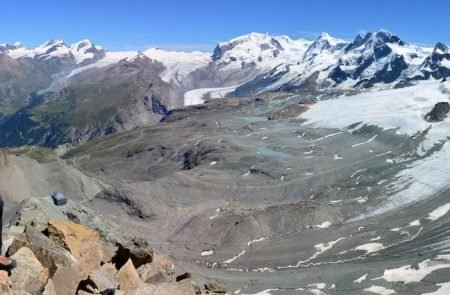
[0,196,227,295]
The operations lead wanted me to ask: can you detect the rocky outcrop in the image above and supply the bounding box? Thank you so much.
[0,197,226,294]
[48,220,103,272]
[112,238,153,269]
[94,188,154,219]
[425,102,450,122]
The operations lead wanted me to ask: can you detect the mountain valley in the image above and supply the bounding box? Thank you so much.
[2,29,450,294]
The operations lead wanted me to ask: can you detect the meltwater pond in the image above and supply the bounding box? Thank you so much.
[257,145,289,158]
[240,115,267,123]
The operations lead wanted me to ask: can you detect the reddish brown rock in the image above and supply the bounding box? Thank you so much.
[48,220,103,272]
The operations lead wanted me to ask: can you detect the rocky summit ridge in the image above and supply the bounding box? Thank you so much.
[0,196,227,294]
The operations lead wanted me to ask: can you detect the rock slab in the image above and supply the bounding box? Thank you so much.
[48,220,103,272]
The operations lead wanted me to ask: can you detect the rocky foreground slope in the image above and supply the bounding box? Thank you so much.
[0,196,227,294]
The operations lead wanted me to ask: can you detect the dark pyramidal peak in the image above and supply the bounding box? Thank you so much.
[434,41,449,53]
[416,41,450,80]
[344,30,404,56]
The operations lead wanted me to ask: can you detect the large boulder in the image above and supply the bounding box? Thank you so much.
[51,265,84,295]
[48,220,103,272]
[137,255,175,284]
[112,237,153,269]
[78,263,118,294]
[115,259,142,292]
[9,247,49,295]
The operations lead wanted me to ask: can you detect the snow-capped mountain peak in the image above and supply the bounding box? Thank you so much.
[69,39,105,64]
[302,32,347,64]
[33,38,71,60]
[0,42,23,53]
[211,32,312,73]
[314,32,347,48]
[70,39,94,51]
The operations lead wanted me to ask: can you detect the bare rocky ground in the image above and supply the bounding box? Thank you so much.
[0,196,227,294]
[3,94,450,294]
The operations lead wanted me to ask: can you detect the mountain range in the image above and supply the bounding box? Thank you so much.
[3,28,450,295]
[1,29,449,148]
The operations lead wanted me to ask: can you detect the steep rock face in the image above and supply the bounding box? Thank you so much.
[0,54,176,147]
[0,54,52,117]
[0,40,178,148]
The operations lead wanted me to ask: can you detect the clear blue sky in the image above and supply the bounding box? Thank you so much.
[1,0,449,51]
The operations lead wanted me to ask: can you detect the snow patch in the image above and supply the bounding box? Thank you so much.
[364,286,396,295]
[355,243,385,254]
[201,250,214,256]
[354,273,368,283]
[382,257,450,283]
[315,221,332,229]
[427,202,450,221]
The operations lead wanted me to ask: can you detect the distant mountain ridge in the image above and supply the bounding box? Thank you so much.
[0,30,447,148]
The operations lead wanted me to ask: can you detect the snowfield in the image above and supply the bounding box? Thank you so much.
[302,80,450,219]
[144,48,210,84]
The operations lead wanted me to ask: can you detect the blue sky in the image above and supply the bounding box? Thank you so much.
[1,0,449,51]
